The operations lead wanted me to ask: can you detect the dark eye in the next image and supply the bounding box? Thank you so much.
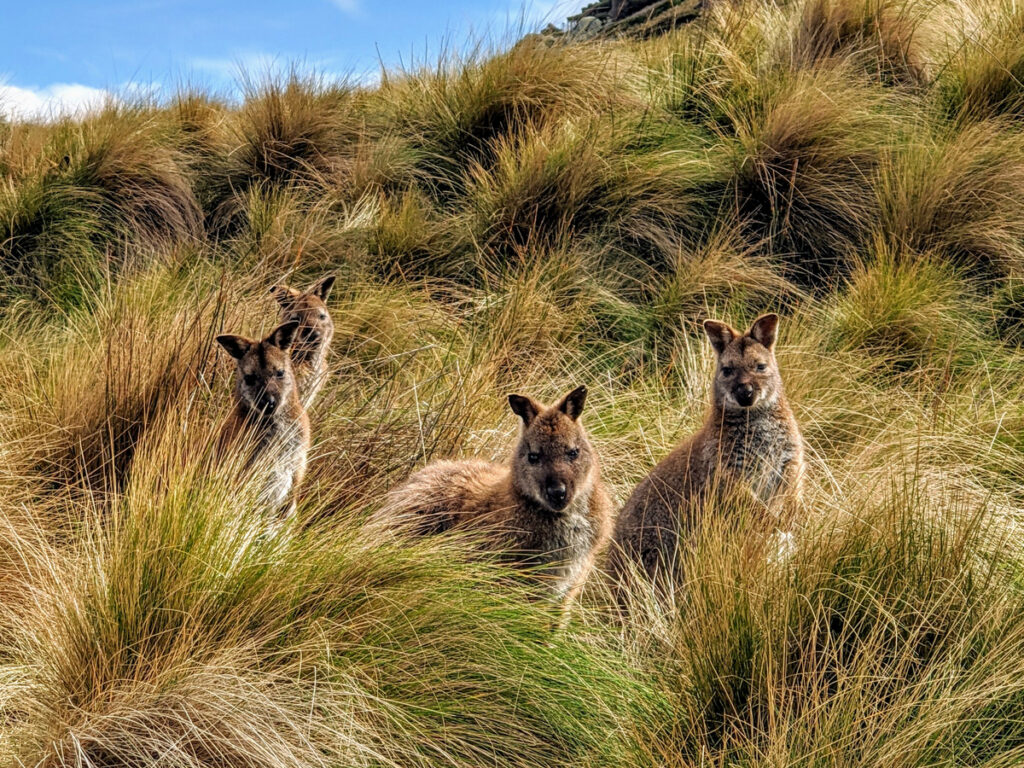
[243,374,257,386]
[319,313,327,320]
[756,363,767,372]
[721,366,734,377]
[567,448,580,461]
[527,452,540,464]
[276,369,285,378]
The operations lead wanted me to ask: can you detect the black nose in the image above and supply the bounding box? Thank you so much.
[546,482,568,508]
[306,330,320,342]
[260,395,278,413]
[734,384,755,406]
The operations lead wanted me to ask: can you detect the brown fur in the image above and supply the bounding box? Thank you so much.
[609,314,805,597]
[269,275,335,408]
[377,386,613,617]
[216,321,311,522]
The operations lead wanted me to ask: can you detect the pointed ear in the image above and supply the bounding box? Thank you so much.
[269,321,300,351]
[748,313,779,350]
[556,385,588,421]
[308,274,336,302]
[508,394,541,426]
[703,319,737,355]
[216,334,252,360]
[269,284,302,308]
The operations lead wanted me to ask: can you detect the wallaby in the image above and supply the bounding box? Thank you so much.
[379,386,613,615]
[269,276,335,408]
[216,321,311,522]
[609,314,805,596]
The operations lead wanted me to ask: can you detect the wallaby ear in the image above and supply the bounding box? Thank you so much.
[216,334,251,360]
[508,394,540,426]
[557,385,588,421]
[308,274,336,302]
[269,321,300,351]
[703,319,737,355]
[269,284,302,307]
[748,313,779,350]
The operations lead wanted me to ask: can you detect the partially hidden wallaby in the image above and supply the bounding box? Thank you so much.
[609,313,805,595]
[269,276,335,408]
[378,386,613,616]
[216,321,311,522]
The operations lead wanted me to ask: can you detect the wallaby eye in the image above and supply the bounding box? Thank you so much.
[567,448,580,461]
[527,452,541,464]
[319,312,327,320]
[275,369,285,378]
[756,363,768,372]
[243,374,257,386]
[721,366,734,377]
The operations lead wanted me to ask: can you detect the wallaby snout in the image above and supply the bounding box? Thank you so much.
[545,479,568,509]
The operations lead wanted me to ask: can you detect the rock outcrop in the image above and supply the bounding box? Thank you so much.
[566,0,703,39]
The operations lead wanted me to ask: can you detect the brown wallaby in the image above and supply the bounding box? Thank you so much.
[378,386,613,616]
[216,321,311,522]
[609,314,805,596]
[269,276,335,408]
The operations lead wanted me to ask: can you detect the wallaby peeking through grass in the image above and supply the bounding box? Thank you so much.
[269,275,335,408]
[216,321,311,523]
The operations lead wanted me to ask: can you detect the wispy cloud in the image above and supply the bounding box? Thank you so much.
[327,0,360,16]
[189,52,285,82]
[0,81,113,120]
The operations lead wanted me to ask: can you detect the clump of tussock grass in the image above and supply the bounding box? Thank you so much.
[463,116,722,268]
[937,0,1024,120]
[0,108,201,305]
[0,424,662,768]
[367,187,466,280]
[719,66,896,283]
[877,119,1024,276]
[0,258,265,495]
[827,244,983,373]
[623,476,1024,766]
[382,37,642,197]
[786,0,932,85]
[205,74,365,232]
[226,180,371,272]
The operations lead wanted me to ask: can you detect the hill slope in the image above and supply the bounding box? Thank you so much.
[2,0,1024,765]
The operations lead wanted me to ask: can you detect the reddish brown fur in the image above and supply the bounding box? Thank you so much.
[376,386,613,620]
[269,275,335,408]
[609,314,805,599]
[216,321,311,522]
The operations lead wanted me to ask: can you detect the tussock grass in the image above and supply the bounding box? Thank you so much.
[3,1,1024,765]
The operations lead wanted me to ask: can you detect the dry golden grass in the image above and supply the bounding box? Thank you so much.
[2,0,1024,764]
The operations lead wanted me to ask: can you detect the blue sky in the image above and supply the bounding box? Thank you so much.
[0,0,580,118]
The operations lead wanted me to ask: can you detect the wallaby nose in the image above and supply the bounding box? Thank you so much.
[735,383,755,407]
[261,394,278,414]
[545,482,568,509]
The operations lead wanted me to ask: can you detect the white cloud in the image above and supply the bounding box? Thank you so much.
[0,82,114,120]
[328,0,360,15]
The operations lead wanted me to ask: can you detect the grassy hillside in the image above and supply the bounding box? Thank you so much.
[2,0,1024,764]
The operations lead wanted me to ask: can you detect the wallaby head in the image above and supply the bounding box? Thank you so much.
[269,276,335,365]
[703,314,784,411]
[217,322,300,417]
[508,385,595,514]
